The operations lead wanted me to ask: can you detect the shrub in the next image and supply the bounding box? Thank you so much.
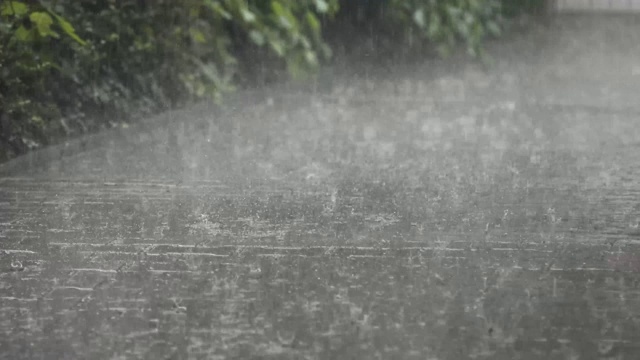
[0,0,338,161]
[328,0,548,61]
[389,0,504,58]
[0,0,546,162]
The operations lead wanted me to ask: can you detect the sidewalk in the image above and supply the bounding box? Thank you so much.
[1,15,640,360]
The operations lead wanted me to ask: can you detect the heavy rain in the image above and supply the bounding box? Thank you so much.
[1,1,640,359]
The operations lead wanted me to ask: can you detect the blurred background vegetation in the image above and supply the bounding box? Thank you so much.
[0,0,547,162]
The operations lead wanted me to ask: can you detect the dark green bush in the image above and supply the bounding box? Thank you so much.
[0,0,338,161]
[389,0,503,58]
[0,0,545,162]
[329,0,548,62]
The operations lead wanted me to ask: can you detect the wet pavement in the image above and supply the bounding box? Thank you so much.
[1,16,640,360]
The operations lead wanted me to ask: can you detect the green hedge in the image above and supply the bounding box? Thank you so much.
[0,0,544,162]
[0,0,338,161]
[390,0,503,58]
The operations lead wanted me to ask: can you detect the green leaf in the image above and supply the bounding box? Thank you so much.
[197,60,221,85]
[457,21,469,38]
[287,58,305,79]
[445,5,461,18]
[215,37,236,65]
[29,12,55,37]
[314,0,329,13]
[300,36,311,49]
[304,50,318,67]
[271,1,297,30]
[52,13,86,45]
[208,2,232,20]
[487,21,501,36]
[413,8,425,28]
[269,38,286,57]
[464,12,475,25]
[248,30,265,46]
[240,8,256,23]
[190,28,207,44]
[0,1,28,16]
[306,11,320,35]
[14,25,34,41]
[271,1,285,17]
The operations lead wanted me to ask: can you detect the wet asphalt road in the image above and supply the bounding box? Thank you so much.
[1,16,640,360]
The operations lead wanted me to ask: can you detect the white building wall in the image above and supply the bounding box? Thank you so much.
[554,0,640,12]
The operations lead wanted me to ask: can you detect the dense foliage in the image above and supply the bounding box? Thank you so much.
[0,0,338,160]
[0,0,545,162]
[390,0,503,58]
